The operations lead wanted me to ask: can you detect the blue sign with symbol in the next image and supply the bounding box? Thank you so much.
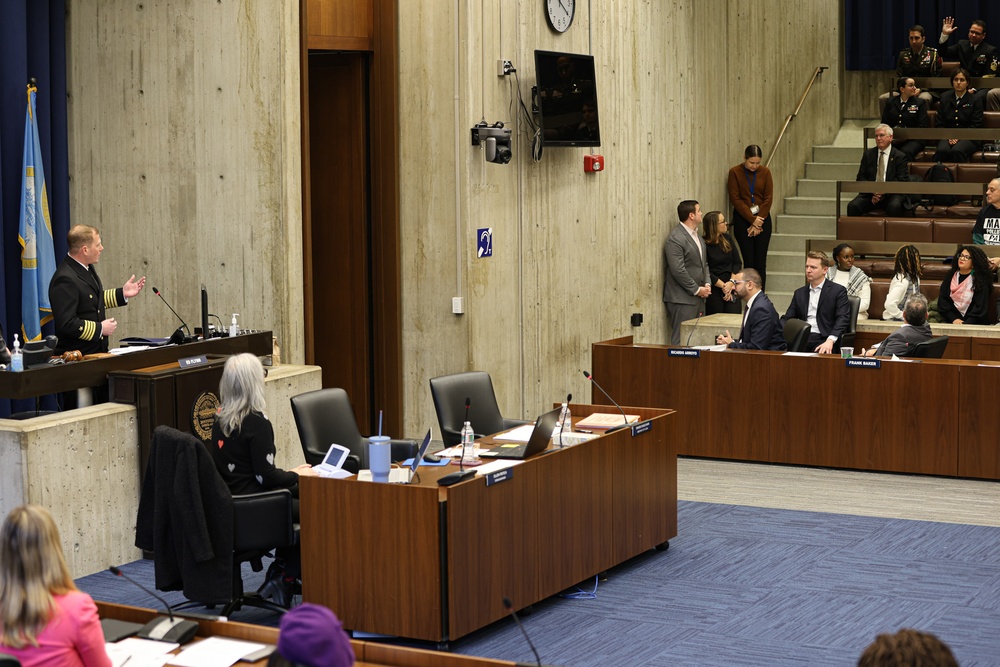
[477,228,493,257]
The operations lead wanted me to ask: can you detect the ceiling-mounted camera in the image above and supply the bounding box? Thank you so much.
[471,121,513,165]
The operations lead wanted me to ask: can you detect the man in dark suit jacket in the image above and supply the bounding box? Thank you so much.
[939,17,1000,111]
[663,200,711,345]
[846,124,909,217]
[49,224,146,355]
[716,268,785,351]
[780,251,851,355]
[866,294,933,357]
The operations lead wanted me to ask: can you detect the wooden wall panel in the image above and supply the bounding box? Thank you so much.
[397,0,844,436]
[66,0,304,362]
[306,0,373,50]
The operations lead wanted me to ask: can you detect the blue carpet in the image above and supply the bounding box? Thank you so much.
[77,502,1000,665]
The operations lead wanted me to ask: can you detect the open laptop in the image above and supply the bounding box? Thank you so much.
[358,429,433,483]
[479,407,562,460]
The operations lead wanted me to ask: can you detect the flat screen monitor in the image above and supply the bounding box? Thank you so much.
[534,50,601,148]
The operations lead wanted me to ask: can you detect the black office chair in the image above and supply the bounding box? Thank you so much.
[908,335,949,359]
[290,388,416,471]
[782,319,813,353]
[839,295,861,350]
[136,426,297,617]
[0,653,20,667]
[429,371,530,447]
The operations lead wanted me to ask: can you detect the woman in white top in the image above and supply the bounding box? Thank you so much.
[827,243,872,320]
[882,244,922,321]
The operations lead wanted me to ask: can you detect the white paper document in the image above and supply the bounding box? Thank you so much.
[105,637,178,667]
[492,424,535,442]
[166,636,266,667]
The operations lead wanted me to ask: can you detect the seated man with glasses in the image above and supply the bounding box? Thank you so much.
[715,268,786,351]
[939,17,1000,111]
[863,294,933,357]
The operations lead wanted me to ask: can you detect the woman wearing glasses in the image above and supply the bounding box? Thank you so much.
[937,245,991,324]
[727,145,773,288]
[702,211,742,315]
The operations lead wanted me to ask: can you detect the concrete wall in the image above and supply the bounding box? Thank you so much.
[398,0,843,435]
[65,0,304,363]
[62,0,844,444]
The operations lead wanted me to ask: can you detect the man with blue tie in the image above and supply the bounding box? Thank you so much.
[780,250,851,355]
[663,200,711,344]
[716,268,785,350]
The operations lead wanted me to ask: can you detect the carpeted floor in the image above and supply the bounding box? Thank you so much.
[77,501,1000,665]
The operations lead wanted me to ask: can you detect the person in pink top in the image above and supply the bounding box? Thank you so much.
[0,505,111,667]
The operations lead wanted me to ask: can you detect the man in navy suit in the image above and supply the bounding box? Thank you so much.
[663,200,711,344]
[780,251,851,355]
[716,268,786,351]
[846,124,909,217]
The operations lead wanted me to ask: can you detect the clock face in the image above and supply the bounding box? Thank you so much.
[545,0,575,33]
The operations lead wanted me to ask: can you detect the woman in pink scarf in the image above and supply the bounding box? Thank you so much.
[937,245,991,325]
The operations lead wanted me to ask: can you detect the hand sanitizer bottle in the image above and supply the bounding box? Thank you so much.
[11,335,23,372]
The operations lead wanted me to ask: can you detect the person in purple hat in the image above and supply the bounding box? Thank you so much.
[267,603,354,667]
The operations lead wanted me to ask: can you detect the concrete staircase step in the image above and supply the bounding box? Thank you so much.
[813,145,861,163]
[806,162,858,181]
[797,179,838,198]
[775,214,837,236]
[769,233,833,253]
[784,196,840,216]
[767,251,809,273]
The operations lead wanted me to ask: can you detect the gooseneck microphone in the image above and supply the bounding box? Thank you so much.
[582,370,629,431]
[108,566,200,644]
[684,311,704,347]
[152,287,191,339]
[503,597,554,667]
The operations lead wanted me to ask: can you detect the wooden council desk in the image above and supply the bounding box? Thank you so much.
[96,602,513,666]
[299,404,676,643]
[592,336,1000,480]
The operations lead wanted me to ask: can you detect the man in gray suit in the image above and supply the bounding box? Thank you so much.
[663,200,711,344]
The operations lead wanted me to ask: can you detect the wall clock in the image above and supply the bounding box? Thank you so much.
[545,0,575,33]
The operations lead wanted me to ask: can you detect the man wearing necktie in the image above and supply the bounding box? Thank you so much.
[49,224,146,356]
[715,268,785,351]
[846,124,909,217]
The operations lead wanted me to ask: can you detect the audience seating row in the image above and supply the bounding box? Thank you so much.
[838,216,973,242]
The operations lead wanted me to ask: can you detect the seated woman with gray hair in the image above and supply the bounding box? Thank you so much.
[210,352,317,608]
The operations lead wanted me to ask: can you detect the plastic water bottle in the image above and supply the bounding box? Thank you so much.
[557,402,572,446]
[460,420,475,464]
[10,335,22,372]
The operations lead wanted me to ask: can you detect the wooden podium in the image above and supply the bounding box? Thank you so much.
[299,404,676,643]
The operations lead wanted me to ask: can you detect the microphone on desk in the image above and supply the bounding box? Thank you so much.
[108,565,199,644]
[684,311,704,347]
[152,287,192,342]
[582,371,630,432]
[503,597,556,667]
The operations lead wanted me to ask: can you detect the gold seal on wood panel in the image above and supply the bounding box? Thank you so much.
[192,391,220,441]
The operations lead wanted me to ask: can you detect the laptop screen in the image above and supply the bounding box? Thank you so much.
[409,430,432,474]
[322,444,350,469]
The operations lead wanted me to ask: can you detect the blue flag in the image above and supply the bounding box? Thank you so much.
[18,84,57,343]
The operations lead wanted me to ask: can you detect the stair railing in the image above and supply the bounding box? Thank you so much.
[766,67,828,168]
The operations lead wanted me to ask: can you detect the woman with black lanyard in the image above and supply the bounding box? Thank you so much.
[727,144,773,288]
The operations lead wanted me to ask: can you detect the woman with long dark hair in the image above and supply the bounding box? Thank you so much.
[937,245,991,324]
[727,144,773,287]
[883,244,922,321]
[0,505,111,667]
[701,211,742,315]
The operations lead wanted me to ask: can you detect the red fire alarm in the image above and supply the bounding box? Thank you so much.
[584,154,604,173]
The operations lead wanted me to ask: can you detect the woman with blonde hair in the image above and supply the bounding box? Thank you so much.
[0,505,111,667]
